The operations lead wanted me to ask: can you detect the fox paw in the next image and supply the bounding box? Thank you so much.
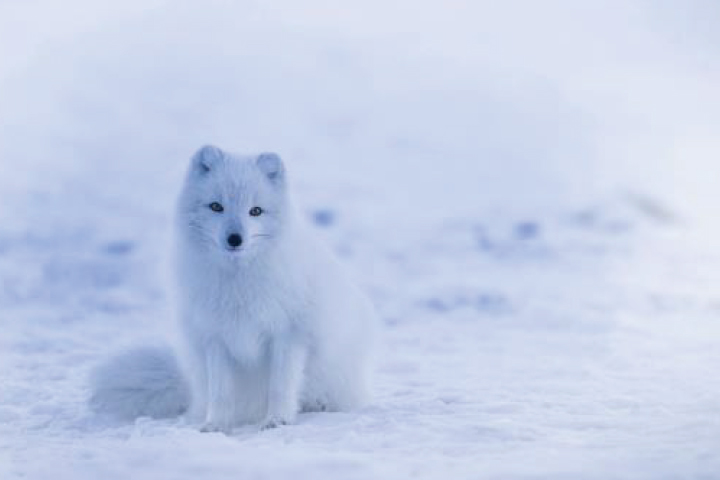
[200,421,232,434]
[301,400,328,413]
[260,416,289,431]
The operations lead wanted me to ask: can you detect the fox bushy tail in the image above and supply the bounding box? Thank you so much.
[89,345,191,420]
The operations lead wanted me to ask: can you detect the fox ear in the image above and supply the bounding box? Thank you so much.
[256,152,285,184]
[191,145,223,174]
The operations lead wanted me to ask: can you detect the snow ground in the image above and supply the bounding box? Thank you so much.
[1,1,720,478]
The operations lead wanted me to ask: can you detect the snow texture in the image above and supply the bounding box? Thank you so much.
[2,1,720,479]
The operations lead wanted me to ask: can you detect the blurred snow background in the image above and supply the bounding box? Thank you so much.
[1,1,720,478]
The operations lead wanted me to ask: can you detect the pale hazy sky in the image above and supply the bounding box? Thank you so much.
[1,1,718,224]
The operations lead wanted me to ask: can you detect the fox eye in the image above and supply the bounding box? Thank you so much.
[209,202,224,213]
[249,206,263,217]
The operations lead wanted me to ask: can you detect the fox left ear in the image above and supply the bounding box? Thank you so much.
[256,152,285,185]
[191,145,224,175]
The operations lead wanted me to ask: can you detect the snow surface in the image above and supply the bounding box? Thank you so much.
[2,1,720,478]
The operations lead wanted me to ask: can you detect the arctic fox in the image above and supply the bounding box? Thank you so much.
[90,146,377,431]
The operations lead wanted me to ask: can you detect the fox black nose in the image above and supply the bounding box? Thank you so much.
[227,233,242,248]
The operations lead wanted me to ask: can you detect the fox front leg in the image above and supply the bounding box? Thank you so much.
[261,336,307,430]
[200,342,239,433]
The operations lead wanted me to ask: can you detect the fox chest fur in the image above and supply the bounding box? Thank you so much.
[179,254,313,365]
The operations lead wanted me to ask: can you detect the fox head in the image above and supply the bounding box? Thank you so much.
[176,145,289,265]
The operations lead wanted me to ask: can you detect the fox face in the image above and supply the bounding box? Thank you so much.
[177,145,288,265]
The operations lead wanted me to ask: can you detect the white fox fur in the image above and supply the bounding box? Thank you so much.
[89,345,190,420]
[90,146,377,431]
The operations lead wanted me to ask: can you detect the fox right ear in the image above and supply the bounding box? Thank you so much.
[256,152,285,185]
[191,145,223,174]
